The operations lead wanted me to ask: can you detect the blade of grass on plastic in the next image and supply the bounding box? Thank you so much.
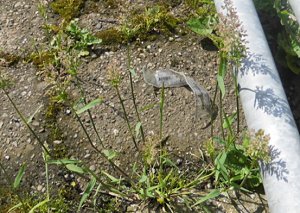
[13,163,26,189]
[77,176,96,213]
[75,98,103,114]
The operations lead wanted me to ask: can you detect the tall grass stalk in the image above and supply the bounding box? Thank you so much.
[159,84,165,140]
[233,66,240,133]
[159,84,165,173]
[127,46,145,142]
[114,85,138,150]
[219,92,225,140]
[43,151,50,202]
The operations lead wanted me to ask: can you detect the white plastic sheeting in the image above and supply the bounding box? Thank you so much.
[213,0,300,212]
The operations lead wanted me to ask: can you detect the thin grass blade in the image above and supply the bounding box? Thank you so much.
[28,198,49,213]
[77,176,97,212]
[75,98,103,114]
[192,189,221,207]
[66,164,85,174]
[13,163,26,189]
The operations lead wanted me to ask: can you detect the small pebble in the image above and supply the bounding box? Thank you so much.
[32,121,40,127]
[53,140,62,145]
[89,165,96,171]
[37,185,43,191]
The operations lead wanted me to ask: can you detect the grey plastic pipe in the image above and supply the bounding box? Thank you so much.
[288,0,300,24]
[213,0,300,212]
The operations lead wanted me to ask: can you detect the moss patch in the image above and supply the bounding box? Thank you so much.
[95,5,181,45]
[95,28,125,45]
[50,0,86,22]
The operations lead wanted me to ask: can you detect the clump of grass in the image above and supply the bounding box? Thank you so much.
[50,0,86,22]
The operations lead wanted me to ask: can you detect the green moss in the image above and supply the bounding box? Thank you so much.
[0,51,20,67]
[124,5,180,40]
[184,0,216,16]
[94,4,182,45]
[45,96,69,159]
[50,0,86,22]
[95,28,125,45]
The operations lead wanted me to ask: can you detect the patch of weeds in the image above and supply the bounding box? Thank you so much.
[50,0,86,22]
[0,51,20,67]
[186,0,219,49]
[65,19,102,56]
[207,128,271,190]
[27,50,57,70]
[2,191,70,213]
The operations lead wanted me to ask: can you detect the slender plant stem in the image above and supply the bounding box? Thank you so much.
[219,92,225,140]
[72,108,134,185]
[233,66,240,133]
[3,89,52,157]
[159,84,165,172]
[159,84,165,140]
[127,46,145,142]
[115,85,138,150]
[43,152,50,201]
[75,76,105,148]
[211,83,219,138]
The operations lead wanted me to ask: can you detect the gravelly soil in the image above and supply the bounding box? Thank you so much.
[1,0,290,212]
